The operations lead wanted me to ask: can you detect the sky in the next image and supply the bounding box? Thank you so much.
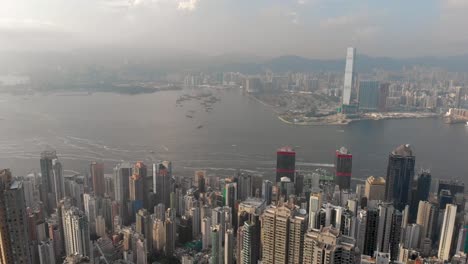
[2,0,468,59]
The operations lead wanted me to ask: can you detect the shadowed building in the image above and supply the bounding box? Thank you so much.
[385,144,415,211]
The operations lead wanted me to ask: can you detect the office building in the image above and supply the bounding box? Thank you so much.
[114,162,133,225]
[358,80,380,111]
[90,162,105,197]
[438,204,457,261]
[335,147,352,190]
[302,226,357,264]
[343,47,356,106]
[365,176,386,201]
[276,147,296,182]
[62,206,91,258]
[241,220,261,264]
[40,151,64,214]
[238,173,252,201]
[262,180,273,205]
[210,225,222,264]
[154,161,172,208]
[129,162,146,219]
[0,169,32,264]
[378,83,390,112]
[438,179,465,197]
[385,144,415,211]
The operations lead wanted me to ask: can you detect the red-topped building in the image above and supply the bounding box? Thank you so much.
[335,147,352,190]
[276,146,296,183]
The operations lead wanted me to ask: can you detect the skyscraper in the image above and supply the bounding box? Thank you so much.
[365,176,386,201]
[40,151,64,214]
[90,162,105,197]
[241,220,261,264]
[385,144,415,211]
[409,171,431,222]
[276,147,296,183]
[438,204,457,261]
[62,206,91,258]
[238,173,252,201]
[224,228,234,264]
[335,147,352,190]
[210,225,222,264]
[38,240,56,264]
[302,226,357,264]
[358,80,380,111]
[342,47,356,106]
[0,169,32,264]
[261,204,297,264]
[288,210,308,264]
[308,192,322,230]
[129,162,147,218]
[113,162,133,225]
[416,201,437,248]
[153,161,172,209]
[262,180,273,205]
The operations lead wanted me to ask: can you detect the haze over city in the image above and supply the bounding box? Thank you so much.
[2,0,468,58]
[1,1,468,264]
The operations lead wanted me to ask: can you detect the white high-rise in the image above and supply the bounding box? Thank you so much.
[343,47,356,105]
[438,204,457,261]
[62,206,91,258]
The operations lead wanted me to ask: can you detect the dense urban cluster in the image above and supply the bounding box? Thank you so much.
[0,143,467,264]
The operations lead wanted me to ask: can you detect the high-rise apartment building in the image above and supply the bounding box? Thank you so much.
[62,206,91,258]
[438,204,457,261]
[113,162,133,225]
[302,226,357,264]
[308,192,322,230]
[416,201,437,248]
[385,144,415,211]
[0,169,32,264]
[288,210,308,264]
[261,204,294,264]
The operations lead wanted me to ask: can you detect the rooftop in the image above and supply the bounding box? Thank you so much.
[391,144,413,157]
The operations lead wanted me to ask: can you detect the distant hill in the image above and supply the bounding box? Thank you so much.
[208,54,468,74]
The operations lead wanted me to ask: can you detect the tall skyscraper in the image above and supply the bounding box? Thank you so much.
[262,180,273,205]
[416,201,437,248]
[238,173,252,201]
[335,147,352,190]
[40,151,64,214]
[90,162,105,197]
[210,225,222,264]
[288,210,308,264]
[302,226,357,264]
[276,147,296,183]
[0,169,32,264]
[241,220,261,264]
[358,80,380,111]
[129,162,147,218]
[261,204,299,264]
[385,144,415,211]
[308,192,322,230]
[376,202,402,261]
[153,161,172,208]
[224,228,234,264]
[62,206,91,259]
[409,171,431,222]
[365,176,386,201]
[363,209,379,256]
[342,47,356,106]
[438,204,457,261]
[113,162,133,225]
[378,83,390,112]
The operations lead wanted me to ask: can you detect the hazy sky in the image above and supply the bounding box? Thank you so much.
[2,0,468,58]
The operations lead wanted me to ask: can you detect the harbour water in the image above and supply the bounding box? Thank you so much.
[0,89,467,183]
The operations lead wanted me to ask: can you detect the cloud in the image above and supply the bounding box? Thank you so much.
[177,0,199,11]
